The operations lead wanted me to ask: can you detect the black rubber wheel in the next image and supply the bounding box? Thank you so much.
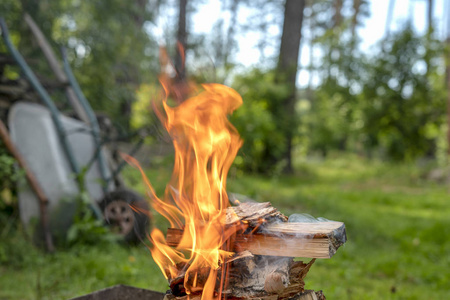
[100,189,150,244]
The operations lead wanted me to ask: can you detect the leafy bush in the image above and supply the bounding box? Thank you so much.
[0,142,22,192]
[0,141,22,230]
[306,77,361,156]
[231,69,290,173]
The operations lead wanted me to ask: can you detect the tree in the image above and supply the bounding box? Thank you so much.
[306,36,365,156]
[1,0,158,133]
[351,0,370,41]
[276,0,306,173]
[446,1,450,154]
[333,0,343,28]
[385,0,396,37]
[351,0,361,38]
[231,69,288,173]
[361,27,445,160]
[427,0,434,34]
[175,0,187,81]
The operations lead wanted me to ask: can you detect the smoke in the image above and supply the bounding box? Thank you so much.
[227,192,256,206]
[288,213,332,223]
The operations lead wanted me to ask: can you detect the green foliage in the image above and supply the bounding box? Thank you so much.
[360,26,446,160]
[1,0,159,132]
[306,77,362,155]
[130,83,162,142]
[64,166,116,247]
[0,142,23,234]
[230,69,289,173]
[65,191,117,247]
[0,142,22,192]
[307,24,446,161]
[59,1,157,131]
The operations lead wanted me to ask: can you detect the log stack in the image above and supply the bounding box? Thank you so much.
[163,202,347,299]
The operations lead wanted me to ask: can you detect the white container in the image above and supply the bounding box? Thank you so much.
[8,102,113,232]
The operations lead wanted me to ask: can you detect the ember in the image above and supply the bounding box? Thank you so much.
[125,80,346,299]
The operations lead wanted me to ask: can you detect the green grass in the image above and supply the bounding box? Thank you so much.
[0,241,167,299]
[1,155,449,299]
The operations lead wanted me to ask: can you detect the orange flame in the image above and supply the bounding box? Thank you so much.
[126,82,244,299]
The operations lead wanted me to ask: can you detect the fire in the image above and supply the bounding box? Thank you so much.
[125,82,245,299]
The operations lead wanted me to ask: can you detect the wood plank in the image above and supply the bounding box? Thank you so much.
[166,221,346,259]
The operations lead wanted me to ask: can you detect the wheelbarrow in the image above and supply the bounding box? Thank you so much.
[0,16,150,246]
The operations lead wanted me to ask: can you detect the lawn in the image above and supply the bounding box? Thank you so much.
[1,154,449,299]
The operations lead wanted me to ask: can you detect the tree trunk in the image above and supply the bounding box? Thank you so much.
[174,0,188,103]
[427,0,434,34]
[176,0,187,78]
[121,0,147,132]
[447,37,450,155]
[447,44,450,155]
[385,0,395,38]
[446,4,450,155]
[277,0,306,173]
[133,0,147,27]
[424,0,434,76]
[351,0,361,38]
[333,0,343,28]
[307,1,315,98]
[224,0,239,67]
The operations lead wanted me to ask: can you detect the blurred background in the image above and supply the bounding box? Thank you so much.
[0,0,449,299]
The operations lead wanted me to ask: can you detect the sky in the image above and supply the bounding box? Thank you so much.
[361,0,447,50]
[155,0,448,87]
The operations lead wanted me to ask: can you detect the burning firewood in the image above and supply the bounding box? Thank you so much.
[124,82,346,299]
[166,202,346,259]
[163,202,346,299]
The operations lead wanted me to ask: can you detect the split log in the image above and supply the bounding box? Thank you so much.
[166,204,346,259]
[234,222,347,259]
[163,202,341,299]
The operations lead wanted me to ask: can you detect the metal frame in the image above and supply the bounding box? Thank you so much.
[0,17,80,176]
